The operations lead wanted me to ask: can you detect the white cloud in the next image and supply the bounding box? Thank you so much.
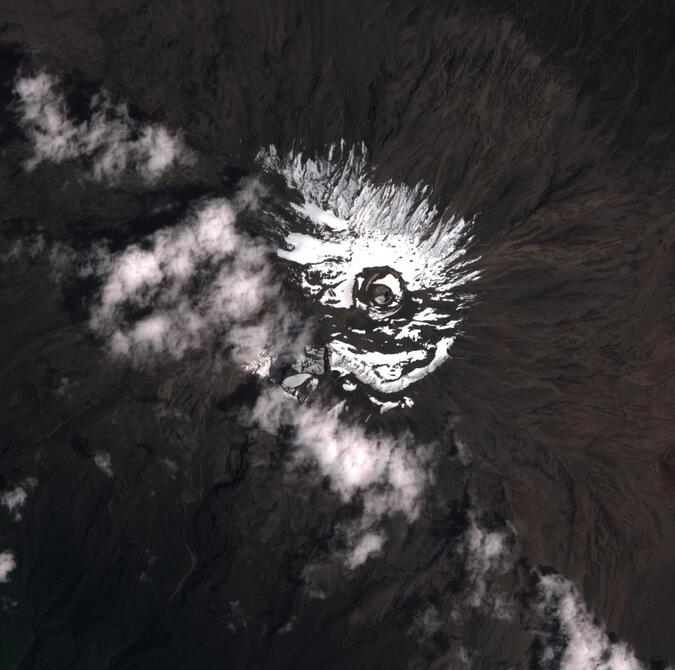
[233,176,268,211]
[227,599,247,633]
[345,532,385,569]
[1,487,27,520]
[83,198,305,367]
[537,574,645,670]
[14,72,195,182]
[461,514,512,617]
[454,647,473,669]
[0,551,16,583]
[412,604,443,644]
[5,191,306,375]
[252,387,430,518]
[278,616,296,634]
[94,451,114,477]
[250,386,433,567]
[2,234,47,262]
[1,597,18,612]
[1,477,38,521]
[160,458,179,479]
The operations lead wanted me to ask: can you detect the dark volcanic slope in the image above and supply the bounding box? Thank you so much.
[2,1,675,669]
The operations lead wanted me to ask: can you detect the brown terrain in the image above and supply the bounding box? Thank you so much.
[2,1,675,668]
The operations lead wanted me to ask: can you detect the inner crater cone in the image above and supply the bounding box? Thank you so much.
[370,283,393,305]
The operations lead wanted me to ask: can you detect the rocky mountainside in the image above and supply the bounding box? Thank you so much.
[2,2,675,668]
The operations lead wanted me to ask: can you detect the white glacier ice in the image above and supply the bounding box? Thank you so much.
[258,142,479,394]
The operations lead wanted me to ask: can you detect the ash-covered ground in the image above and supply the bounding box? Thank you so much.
[2,2,675,669]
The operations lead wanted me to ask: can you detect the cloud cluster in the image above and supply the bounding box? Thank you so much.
[462,514,511,615]
[4,192,297,371]
[0,477,38,522]
[85,197,304,368]
[0,551,16,583]
[14,72,195,182]
[251,386,433,566]
[537,574,645,670]
[412,604,443,644]
[94,452,114,478]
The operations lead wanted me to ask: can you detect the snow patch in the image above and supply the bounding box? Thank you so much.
[258,143,479,396]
